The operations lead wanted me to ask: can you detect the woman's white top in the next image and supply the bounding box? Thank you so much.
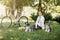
[35,16,45,29]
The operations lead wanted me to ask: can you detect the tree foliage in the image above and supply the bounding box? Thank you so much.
[57,0,60,5]
[0,0,35,16]
[1,0,13,8]
[1,0,35,9]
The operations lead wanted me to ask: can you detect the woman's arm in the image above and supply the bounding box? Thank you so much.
[35,17,39,28]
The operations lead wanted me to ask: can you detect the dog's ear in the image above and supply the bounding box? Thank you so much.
[25,22,27,24]
[25,22,30,26]
[25,22,26,24]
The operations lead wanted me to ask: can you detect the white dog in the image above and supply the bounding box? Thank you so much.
[45,21,52,32]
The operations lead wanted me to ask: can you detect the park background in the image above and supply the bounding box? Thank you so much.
[0,0,60,40]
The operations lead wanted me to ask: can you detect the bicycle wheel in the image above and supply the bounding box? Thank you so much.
[1,16,12,28]
[18,16,28,27]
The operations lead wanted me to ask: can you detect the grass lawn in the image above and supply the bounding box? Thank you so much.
[0,22,60,40]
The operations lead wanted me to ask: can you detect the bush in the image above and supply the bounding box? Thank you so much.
[53,16,60,23]
[30,13,52,22]
[30,13,38,22]
[44,13,52,21]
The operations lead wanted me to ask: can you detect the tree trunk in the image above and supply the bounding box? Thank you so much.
[10,0,16,16]
[38,0,42,12]
[16,8,22,18]
[11,9,14,15]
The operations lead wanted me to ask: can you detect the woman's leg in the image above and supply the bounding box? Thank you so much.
[37,25,42,29]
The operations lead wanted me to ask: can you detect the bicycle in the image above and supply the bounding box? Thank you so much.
[1,12,28,28]
[12,16,28,27]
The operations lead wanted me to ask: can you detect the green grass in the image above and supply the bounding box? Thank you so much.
[0,22,60,40]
